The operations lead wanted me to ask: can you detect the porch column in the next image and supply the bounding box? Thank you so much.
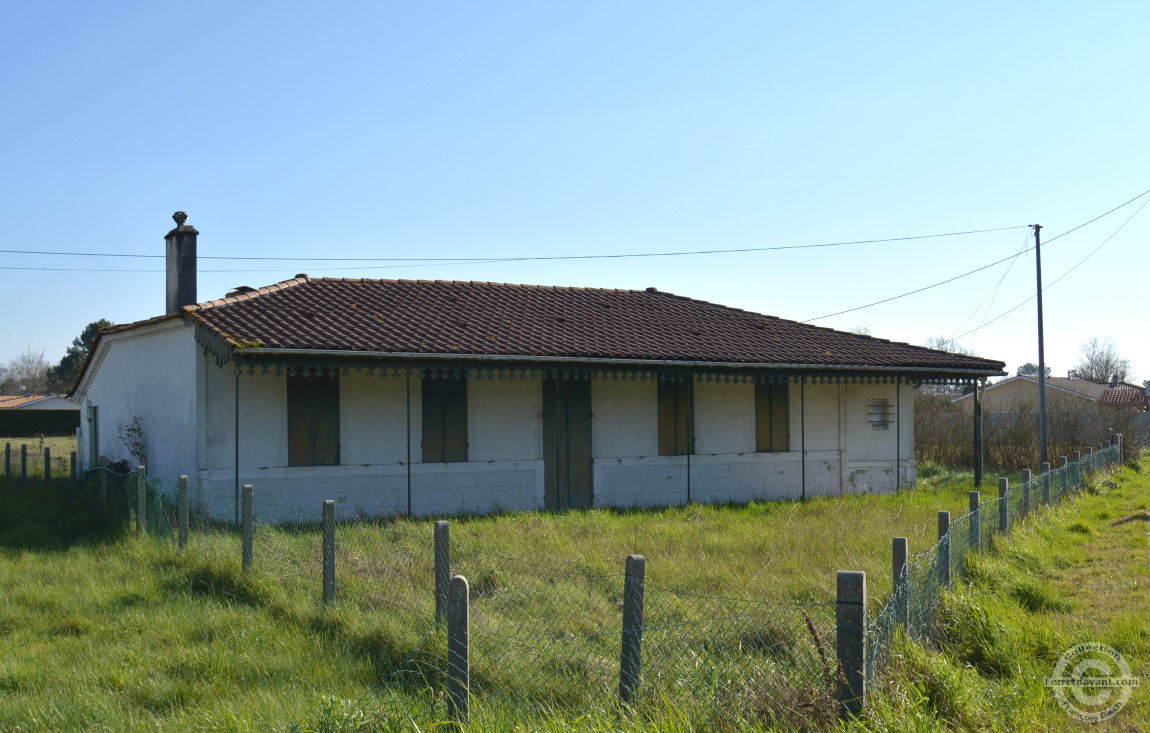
[973,379,983,489]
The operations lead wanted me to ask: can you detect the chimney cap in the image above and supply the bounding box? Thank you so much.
[173,211,188,226]
[295,273,309,280]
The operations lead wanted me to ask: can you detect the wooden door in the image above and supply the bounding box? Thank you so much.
[543,378,593,510]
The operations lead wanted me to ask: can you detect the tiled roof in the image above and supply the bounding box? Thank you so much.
[0,394,50,409]
[1099,384,1146,406]
[171,276,1005,373]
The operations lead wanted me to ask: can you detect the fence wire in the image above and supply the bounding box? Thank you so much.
[866,444,1121,688]
[95,441,1122,729]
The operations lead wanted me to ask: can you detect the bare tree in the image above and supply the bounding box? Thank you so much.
[1072,337,1132,384]
[922,335,978,357]
[848,323,874,337]
[0,347,52,395]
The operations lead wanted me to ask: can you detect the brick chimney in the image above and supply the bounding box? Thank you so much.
[165,211,198,313]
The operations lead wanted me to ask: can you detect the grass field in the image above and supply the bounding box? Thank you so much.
[0,458,1143,731]
[0,435,78,478]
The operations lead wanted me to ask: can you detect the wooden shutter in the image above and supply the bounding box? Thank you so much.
[288,373,340,466]
[658,380,692,456]
[756,382,790,452]
[422,377,467,463]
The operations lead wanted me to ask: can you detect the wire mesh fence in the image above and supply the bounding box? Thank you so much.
[81,438,1124,729]
[865,443,1122,689]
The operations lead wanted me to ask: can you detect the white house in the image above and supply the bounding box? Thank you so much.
[71,214,1006,518]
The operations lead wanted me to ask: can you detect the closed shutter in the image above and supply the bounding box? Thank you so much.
[658,380,692,456]
[755,382,790,452]
[288,373,340,466]
[422,377,468,463]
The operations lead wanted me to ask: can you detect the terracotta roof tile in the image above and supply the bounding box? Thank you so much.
[178,277,1005,373]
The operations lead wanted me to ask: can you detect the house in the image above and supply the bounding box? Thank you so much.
[953,374,1147,413]
[0,393,81,438]
[2,394,80,410]
[70,214,1006,518]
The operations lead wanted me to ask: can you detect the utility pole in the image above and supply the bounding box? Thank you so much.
[1033,224,1048,466]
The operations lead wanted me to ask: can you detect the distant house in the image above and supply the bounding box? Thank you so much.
[70,215,1005,517]
[953,375,1147,413]
[1,394,79,410]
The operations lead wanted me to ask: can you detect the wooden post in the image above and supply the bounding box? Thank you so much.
[998,478,1009,533]
[242,485,253,572]
[969,491,980,552]
[136,466,147,535]
[70,451,77,491]
[44,447,51,485]
[937,512,951,588]
[323,500,336,604]
[1021,469,1032,515]
[620,554,646,704]
[973,381,983,489]
[20,445,27,482]
[1115,434,1123,464]
[435,520,450,623]
[892,538,908,625]
[836,571,867,719]
[4,442,10,477]
[178,476,189,551]
[446,574,470,726]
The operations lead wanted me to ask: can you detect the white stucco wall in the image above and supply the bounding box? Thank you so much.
[191,368,916,519]
[76,320,198,479]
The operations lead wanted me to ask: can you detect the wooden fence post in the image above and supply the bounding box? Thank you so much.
[446,574,470,726]
[323,500,336,604]
[937,511,951,588]
[998,478,1009,533]
[969,491,980,551]
[435,520,450,623]
[178,475,189,551]
[242,485,253,572]
[70,451,77,491]
[136,466,147,535]
[21,445,27,482]
[620,554,646,704]
[1021,469,1032,515]
[44,447,51,485]
[836,571,867,719]
[892,538,907,625]
[4,442,9,478]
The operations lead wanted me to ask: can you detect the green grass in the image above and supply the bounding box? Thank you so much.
[0,435,78,478]
[0,458,1141,732]
[852,457,1150,733]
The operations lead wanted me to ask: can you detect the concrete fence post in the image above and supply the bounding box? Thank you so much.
[136,466,147,535]
[21,445,27,482]
[1115,434,1123,464]
[620,554,646,704]
[969,491,981,552]
[1086,447,1094,477]
[241,485,253,572]
[998,478,1009,534]
[446,574,470,726]
[323,500,336,604]
[4,442,9,477]
[70,451,77,491]
[1073,450,1082,490]
[1041,462,1051,505]
[836,571,867,719]
[937,511,951,588]
[44,447,51,485]
[177,476,189,551]
[1060,456,1068,498]
[435,520,450,624]
[892,538,908,625]
[1021,469,1032,515]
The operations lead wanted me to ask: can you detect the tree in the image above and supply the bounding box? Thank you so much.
[1017,362,1051,377]
[921,335,978,357]
[1071,337,1132,384]
[46,319,113,392]
[0,347,52,395]
[848,323,874,337]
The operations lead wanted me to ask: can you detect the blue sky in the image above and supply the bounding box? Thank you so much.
[2,2,1147,382]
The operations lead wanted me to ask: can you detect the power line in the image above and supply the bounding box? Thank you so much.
[0,225,1028,264]
[802,187,1150,324]
[952,195,1150,341]
[948,229,1032,342]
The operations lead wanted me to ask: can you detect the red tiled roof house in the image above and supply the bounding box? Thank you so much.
[71,215,1006,517]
